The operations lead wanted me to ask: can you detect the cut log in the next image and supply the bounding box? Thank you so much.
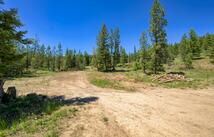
[7,87,16,99]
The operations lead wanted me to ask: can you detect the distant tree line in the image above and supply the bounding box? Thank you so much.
[16,41,91,73]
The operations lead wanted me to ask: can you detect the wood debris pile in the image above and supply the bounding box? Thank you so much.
[153,72,186,83]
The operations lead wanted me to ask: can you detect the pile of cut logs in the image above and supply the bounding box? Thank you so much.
[153,73,185,83]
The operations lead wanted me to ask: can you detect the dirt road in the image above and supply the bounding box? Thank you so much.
[5,71,214,137]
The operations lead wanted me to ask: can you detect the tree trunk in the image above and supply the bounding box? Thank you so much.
[0,80,5,103]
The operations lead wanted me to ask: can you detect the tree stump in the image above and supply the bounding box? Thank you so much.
[0,80,4,103]
[6,87,16,99]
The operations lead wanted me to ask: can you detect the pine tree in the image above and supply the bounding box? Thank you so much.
[203,33,214,51]
[109,28,120,70]
[51,46,56,71]
[179,34,192,69]
[64,48,73,70]
[84,51,90,66]
[0,0,27,101]
[46,45,52,70]
[189,29,200,58]
[72,50,76,68]
[68,49,73,68]
[109,29,114,69]
[56,43,63,71]
[133,45,138,62]
[40,44,46,68]
[113,28,120,69]
[32,40,41,69]
[139,32,148,73]
[96,24,111,71]
[75,51,85,70]
[210,47,214,64]
[167,43,179,65]
[149,0,168,74]
[10,43,25,76]
[209,36,214,64]
[91,48,97,68]
[64,48,70,70]
[120,47,127,65]
[24,40,33,70]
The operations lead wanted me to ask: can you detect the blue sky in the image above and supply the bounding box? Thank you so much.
[3,0,214,53]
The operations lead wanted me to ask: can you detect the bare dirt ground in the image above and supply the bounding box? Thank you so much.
[5,71,214,137]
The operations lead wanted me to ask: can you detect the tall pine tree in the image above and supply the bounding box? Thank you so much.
[40,44,46,68]
[139,32,148,73]
[56,43,63,71]
[46,45,52,70]
[51,46,56,71]
[210,46,214,64]
[120,47,127,65]
[149,0,167,74]
[109,28,120,70]
[189,29,200,58]
[64,48,72,70]
[91,48,97,68]
[96,24,111,71]
[179,34,192,69]
[0,0,27,101]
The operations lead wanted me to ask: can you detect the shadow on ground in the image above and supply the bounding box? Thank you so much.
[50,95,99,105]
[0,93,98,130]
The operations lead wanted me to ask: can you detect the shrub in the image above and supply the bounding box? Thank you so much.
[132,62,142,71]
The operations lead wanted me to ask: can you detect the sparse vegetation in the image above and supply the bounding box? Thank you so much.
[88,72,124,90]
[103,116,109,123]
[91,78,114,88]
[88,71,135,92]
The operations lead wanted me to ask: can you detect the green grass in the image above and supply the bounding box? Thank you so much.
[90,78,125,90]
[7,69,55,81]
[89,63,214,90]
[124,69,214,89]
[0,93,78,137]
[0,108,77,137]
[162,80,199,89]
[88,57,214,90]
[23,69,55,77]
[44,130,59,137]
[122,56,214,89]
[88,72,136,91]
[162,57,214,88]
[125,71,157,86]
[90,78,113,88]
